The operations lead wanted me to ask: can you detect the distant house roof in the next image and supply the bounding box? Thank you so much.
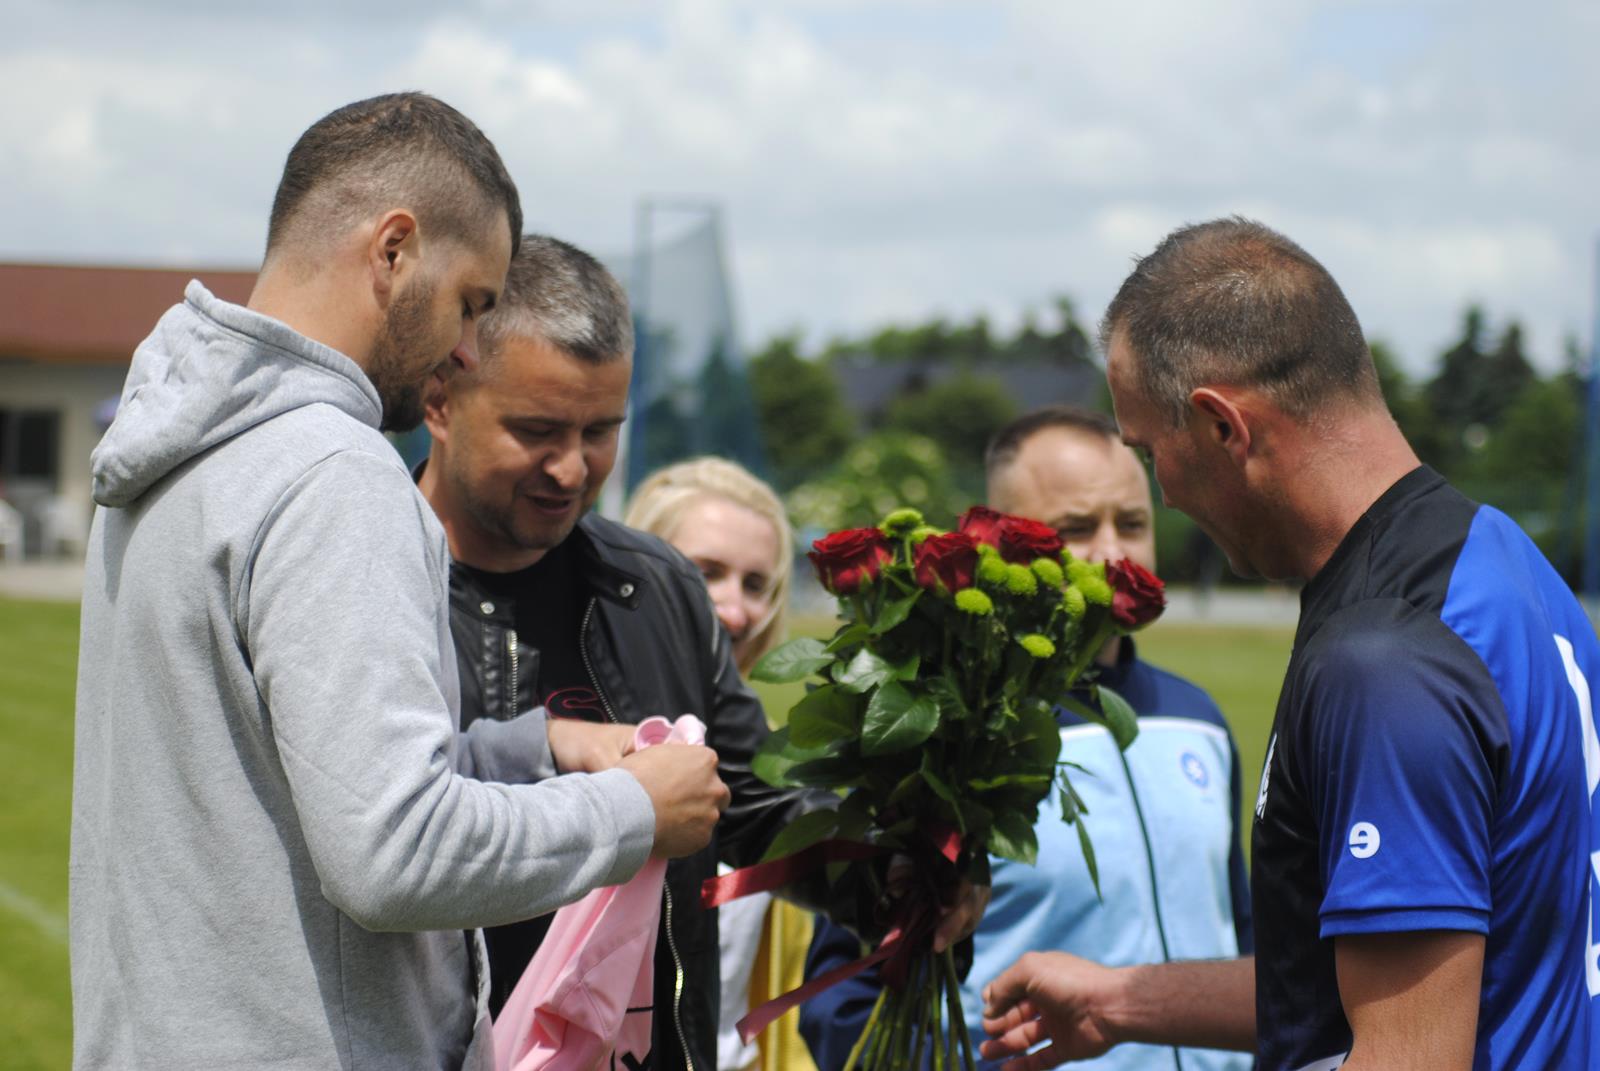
[833,354,1102,422]
[0,262,256,366]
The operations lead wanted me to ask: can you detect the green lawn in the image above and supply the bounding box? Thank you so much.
[1,598,1291,1070]
[753,614,1293,852]
[0,597,77,1071]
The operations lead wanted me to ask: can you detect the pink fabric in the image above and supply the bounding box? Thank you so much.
[493,715,706,1071]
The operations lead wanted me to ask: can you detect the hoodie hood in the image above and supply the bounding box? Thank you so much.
[91,280,383,507]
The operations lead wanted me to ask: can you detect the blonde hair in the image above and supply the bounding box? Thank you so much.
[625,457,793,673]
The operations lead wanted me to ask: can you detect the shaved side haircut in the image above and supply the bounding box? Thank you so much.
[265,91,522,261]
[984,404,1121,484]
[1101,216,1381,427]
[478,235,634,367]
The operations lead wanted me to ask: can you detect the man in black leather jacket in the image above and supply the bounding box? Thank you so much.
[416,235,844,1071]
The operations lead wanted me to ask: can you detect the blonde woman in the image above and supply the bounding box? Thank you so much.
[626,457,816,1071]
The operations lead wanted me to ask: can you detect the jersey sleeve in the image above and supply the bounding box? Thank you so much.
[1297,600,1505,938]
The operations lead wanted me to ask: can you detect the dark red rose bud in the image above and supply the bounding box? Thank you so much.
[996,516,1064,564]
[1106,558,1166,629]
[809,527,894,595]
[912,531,979,594]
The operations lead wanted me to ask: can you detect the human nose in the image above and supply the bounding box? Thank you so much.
[545,440,587,491]
[709,579,749,637]
[1084,522,1122,565]
[452,323,481,374]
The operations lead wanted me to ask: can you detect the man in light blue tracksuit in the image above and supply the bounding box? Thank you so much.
[800,406,1253,1071]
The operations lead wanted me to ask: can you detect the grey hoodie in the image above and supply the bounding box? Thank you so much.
[71,282,656,1070]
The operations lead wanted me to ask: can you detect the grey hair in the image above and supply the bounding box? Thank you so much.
[1100,216,1380,427]
[479,234,634,364]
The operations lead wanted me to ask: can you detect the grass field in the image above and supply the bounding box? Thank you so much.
[0,597,1291,1070]
[1,597,78,1071]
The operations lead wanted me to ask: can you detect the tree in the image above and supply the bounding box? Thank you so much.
[786,431,967,532]
[881,371,1018,501]
[748,333,855,490]
[1420,305,1491,470]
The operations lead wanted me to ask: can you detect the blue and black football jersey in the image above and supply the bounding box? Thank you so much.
[1252,466,1599,1070]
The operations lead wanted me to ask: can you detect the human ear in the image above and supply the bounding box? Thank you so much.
[421,369,452,441]
[1189,388,1252,467]
[367,209,419,302]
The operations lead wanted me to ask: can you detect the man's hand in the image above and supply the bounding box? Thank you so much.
[979,951,1123,1069]
[547,719,636,773]
[933,877,990,953]
[619,744,731,859]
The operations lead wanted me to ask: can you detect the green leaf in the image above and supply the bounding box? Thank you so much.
[871,590,923,634]
[825,623,871,653]
[751,728,832,787]
[968,772,1053,792]
[751,729,863,789]
[920,756,959,806]
[1014,701,1063,767]
[786,685,862,748]
[833,648,896,694]
[1095,685,1140,751]
[759,807,842,862]
[751,637,835,684]
[925,674,970,723]
[1074,812,1102,898]
[892,653,922,681]
[861,681,940,755]
[987,810,1039,865]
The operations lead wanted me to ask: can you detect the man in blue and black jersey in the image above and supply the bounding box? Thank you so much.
[801,406,1253,1071]
[980,217,1599,1070]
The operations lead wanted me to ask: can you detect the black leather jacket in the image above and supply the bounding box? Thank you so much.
[449,513,832,1071]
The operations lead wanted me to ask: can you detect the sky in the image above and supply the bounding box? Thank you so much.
[2,0,1597,375]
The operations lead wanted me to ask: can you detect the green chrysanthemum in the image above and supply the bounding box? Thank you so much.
[1062,585,1087,619]
[977,554,1010,588]
[1019,633,1056,659]
[1005,563,1038,596]
[879,508,925,536]
[954,588,994,616]
[1067,559,1113,606]
[1030,557,1064,588]
[909,525,941,545]
[977,542,1001,559]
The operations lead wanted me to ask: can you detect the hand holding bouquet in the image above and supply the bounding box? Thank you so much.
[747,506,1165,1070]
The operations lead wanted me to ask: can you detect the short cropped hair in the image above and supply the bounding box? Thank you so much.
[985,405,1120,483]
[478,235,634,366]
[1100,216,1380,427]
[624,457,793,674]
[265,92,521,261]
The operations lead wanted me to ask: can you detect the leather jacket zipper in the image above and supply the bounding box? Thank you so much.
[579,596,695,1071]
[507,628,520,719]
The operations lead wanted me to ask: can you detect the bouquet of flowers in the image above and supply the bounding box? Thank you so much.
[748,505,1165,1071]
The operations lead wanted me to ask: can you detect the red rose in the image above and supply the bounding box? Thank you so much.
[956,506,1005,547]
[1107,559,1166,628]
[959,506,1064,563]
[809,527,894,595]
[912,531,979,593]
[996,516,1064,564]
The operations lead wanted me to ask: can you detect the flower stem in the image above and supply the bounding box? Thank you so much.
[941,947,978,1071]
[842,986,887,1071]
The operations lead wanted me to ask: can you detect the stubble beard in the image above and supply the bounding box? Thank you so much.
[370,279,436,433]
[453,458,587,562]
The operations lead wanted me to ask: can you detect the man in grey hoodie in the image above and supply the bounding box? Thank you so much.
[71,92,730,1071]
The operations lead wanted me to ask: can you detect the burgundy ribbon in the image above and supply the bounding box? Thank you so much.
[703,825,965,1044]
[700,838,885,909]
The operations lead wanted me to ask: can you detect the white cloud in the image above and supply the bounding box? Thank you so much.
[0,0,1594,373]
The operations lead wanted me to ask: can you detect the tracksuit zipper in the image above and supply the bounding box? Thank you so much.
[579,595,696,1071]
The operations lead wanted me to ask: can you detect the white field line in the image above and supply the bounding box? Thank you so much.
[0,879,68,945]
